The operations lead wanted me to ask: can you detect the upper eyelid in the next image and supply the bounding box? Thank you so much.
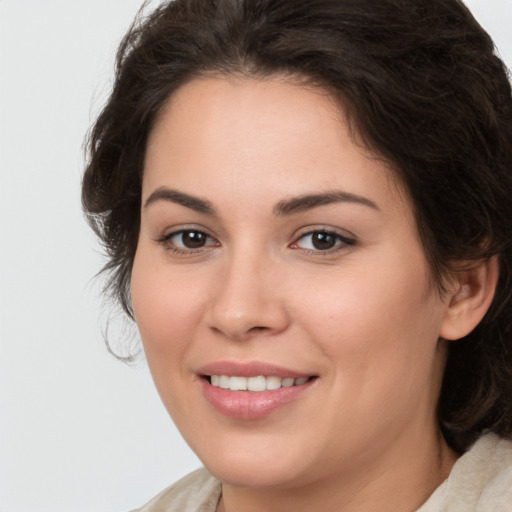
[157,225,216,240]
[292,225,356,241]
[166,229,215,241]
[298,230,352,242]
[157,228,219,255]
[155,228,218,251]
[155,225,356,248]
[289,228,357,253]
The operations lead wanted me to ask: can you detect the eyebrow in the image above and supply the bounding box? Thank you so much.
[144,187,378,216]
[144,187,217,215]
[273,191,379,216]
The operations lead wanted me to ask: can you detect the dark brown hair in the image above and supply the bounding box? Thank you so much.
[83,0,512,452]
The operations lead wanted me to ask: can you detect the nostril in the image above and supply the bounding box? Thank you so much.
[249,326,269,333]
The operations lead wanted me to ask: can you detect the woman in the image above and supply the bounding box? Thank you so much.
[83,0,512,510]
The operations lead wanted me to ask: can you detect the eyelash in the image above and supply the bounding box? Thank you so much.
[290,229,355,255]
[157,229,219,255]
[156,228,355,256]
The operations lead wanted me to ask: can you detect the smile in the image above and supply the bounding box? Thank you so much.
[201,374,317,420]
[209,375,310,391]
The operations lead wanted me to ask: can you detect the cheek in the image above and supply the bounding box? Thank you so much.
[295,257,442,376]
[131,249,205,360]
[299,264,444,438]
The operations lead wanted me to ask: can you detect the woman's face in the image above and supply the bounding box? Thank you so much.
[132,76,453,490]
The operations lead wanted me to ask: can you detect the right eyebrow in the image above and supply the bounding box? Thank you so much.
[143,187,217,215]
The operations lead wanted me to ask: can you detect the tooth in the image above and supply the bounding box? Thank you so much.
[247,376,266,391]
[266,376,282,390]
[229,376,248,391]
[219,375,231,389]
[212,374,309,391]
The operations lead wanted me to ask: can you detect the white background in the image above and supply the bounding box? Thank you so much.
[0,1,511,511]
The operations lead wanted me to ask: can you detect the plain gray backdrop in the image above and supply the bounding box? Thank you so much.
[0,1,511,510]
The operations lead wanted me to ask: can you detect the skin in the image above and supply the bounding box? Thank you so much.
[131,75,484,511]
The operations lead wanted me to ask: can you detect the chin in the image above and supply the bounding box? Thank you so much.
[190,434,312,489]
[204,456,305,489]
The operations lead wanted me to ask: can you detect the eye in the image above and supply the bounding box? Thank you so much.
[159,229,219,253]
[291,230,355,253]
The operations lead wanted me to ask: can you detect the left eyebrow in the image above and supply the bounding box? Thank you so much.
[273,190,379,216]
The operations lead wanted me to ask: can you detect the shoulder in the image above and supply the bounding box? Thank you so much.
[419,433,512,511]
[130,468,221,512]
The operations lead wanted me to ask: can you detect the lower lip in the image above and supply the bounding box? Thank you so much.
[200,378,315,420]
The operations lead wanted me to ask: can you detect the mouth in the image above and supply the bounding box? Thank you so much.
[197,363,318,419]
[205,374,313,391]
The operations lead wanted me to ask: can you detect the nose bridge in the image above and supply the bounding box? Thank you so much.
[206,243,287,340]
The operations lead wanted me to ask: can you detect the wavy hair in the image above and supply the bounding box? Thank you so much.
[83,0,512,452]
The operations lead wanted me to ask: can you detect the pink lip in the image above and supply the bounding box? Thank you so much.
[196,361,317,420]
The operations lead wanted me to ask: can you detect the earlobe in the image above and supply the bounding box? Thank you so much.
[440,256,499,341]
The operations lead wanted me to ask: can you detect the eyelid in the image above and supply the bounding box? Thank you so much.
[289,227,356,253]
[156,225,220,254]
[154,224,355,256]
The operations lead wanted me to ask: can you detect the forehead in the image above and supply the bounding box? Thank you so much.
[144,75,409,215]
[148,75,347,162]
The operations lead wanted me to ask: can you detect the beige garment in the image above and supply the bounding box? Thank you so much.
[131,468,221,512]
[132,434,512,511]
[416,433,512,511]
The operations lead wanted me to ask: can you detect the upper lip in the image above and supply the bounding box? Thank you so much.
[197,360,314,379]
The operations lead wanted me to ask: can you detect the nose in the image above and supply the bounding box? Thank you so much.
[205,249,289,341]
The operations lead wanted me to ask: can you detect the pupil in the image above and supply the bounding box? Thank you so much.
[312,232,335,250]
[182,231,206,248]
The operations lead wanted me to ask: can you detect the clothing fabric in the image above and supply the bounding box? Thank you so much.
[131,433,512,511]
[131,468,221,512]
[416,433,512,511]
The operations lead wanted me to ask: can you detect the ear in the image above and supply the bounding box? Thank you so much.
[440,256,499,340]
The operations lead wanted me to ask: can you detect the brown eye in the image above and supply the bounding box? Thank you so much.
[163,229,218,252]
[311,232,337,250]
[180,231,208,248]
[293,230,355,253]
